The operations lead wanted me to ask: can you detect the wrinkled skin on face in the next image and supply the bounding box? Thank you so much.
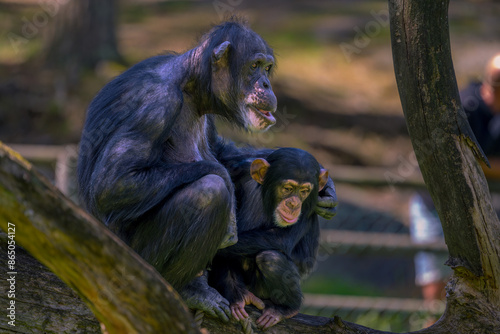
[210,36,277,132]
[250,157,328,227]
[273,179,313,227]
[241,53,277,132]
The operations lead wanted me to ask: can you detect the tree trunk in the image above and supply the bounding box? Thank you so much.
[389,0,500,332]
[40,0,122,82]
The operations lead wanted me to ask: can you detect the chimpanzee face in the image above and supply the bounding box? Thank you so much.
[273,179,313,227]
[250,154,328,228]
[241,53,277,132]
[210,39,277,132]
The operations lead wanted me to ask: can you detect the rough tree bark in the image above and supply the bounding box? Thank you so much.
[0,230,101,333]
[389,0,500,333]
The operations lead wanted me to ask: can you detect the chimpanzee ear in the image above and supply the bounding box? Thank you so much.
[212,41,231,64]
[250,158,270,184]
[318,169,329,191]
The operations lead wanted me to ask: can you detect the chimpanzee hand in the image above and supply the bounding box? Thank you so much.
[230,291,265,320]
[179,272,231,322]
[315,176,338,220]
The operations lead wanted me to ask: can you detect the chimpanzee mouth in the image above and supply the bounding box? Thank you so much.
[250,106,276,125]
[279,211,299,225]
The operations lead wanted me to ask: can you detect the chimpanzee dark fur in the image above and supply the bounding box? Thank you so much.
[77,18,279,320]
[78,17,337,321]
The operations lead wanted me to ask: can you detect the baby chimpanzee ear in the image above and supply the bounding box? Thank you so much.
[318,169,329,191]
[250,158,270,184]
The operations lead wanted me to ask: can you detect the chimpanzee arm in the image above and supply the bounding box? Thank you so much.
[93,144,230,224]
[218,224,304,258]
[216,229,279,257]
[212,135,273,171]
[291,217,321,277]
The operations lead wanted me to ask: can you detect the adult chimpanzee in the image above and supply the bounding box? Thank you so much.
[209,148,328,329]
[78,18,337,320]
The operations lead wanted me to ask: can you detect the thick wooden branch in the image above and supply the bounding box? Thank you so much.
[200,307,383,334]
[389,0,500,331]
[2,230,383,334]
[1,230,384,334]
[0,142,199,334]
[0,231,101,333]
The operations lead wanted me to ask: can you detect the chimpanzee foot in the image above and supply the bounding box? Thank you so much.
[230,291,265,320]
[256,308,283,329]
[256,307,298,329]
[179,274,231,322]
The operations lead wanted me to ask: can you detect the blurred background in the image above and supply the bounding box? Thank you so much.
[1,0,499,331]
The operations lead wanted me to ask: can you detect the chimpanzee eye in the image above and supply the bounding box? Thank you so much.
[251,63,258,70]
[283,186,293,194]
[265,65,272,72]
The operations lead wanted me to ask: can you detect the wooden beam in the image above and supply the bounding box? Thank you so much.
[320,230,448,255]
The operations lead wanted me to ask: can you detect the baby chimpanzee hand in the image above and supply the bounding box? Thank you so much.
[231,291,265,320]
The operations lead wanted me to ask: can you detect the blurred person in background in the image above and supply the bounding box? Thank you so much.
[462,53,500,180]
[409,191,450,310]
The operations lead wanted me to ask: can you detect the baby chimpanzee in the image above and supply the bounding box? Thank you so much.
[209,147,328,329]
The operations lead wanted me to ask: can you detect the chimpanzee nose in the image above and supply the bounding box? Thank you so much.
[287,198,299,209]
[260,77,271,90]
